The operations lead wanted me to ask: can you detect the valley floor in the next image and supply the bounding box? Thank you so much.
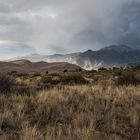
[0,85,140,140]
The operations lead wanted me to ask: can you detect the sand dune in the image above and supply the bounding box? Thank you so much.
[0,59,82,74]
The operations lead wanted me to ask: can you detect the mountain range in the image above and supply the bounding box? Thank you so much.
[9,45,140,70]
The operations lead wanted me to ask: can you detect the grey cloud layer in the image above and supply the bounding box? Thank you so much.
[0,0,139,58]
[0,41,36,59]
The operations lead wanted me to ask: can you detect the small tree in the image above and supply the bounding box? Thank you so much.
[63,69,68,73]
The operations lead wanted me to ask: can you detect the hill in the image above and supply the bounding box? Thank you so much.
[0,60,82,74]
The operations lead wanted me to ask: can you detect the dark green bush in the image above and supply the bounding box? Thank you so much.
[45,71,49,74]
[60,73,88,85]
[113,67,120,70]
[0,74,15,93]
[116,71,140,86]
[63,69,68,73]
[39,73,88,86]
[98,67,107,71]
[115,70,122,76]
[40,76,60,85]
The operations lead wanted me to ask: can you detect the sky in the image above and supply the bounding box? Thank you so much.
[0,0,140,59]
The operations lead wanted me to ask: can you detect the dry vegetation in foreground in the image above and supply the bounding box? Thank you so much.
[0,85,140,140]
[0,68,140,140]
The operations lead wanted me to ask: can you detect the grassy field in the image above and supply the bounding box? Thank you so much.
[0,68,140,140]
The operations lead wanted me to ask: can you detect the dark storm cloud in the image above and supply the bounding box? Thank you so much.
[68,0,140,50]
[0,0,139,58]
[116,1,140,48]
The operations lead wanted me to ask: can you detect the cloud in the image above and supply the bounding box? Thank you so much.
[0,41,37,59]
[0,0,139,58]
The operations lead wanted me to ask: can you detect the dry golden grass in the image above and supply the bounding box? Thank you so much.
[0,85,140,140]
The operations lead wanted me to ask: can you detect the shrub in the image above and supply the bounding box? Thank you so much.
[63,69,68,73]
[8,71,17,75]
[46,71,49,74]
[98,67,107,71]
[32,72,41,77]
[113,67,120,70]
[0,74,15,93]
[40,76,60,86]
[115,70,122,76]
[16,73,29,77]
[116,71,140,86]
[60,73,88,85]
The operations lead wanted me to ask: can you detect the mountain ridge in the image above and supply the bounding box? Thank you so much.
[7,45,140,69]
